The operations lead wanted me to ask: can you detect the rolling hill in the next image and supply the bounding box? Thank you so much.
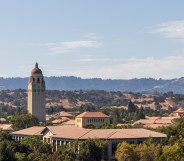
[0,76,184,94]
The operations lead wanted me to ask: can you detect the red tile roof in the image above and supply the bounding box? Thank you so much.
[173,108,184,113]
[76,112,109,118]
[59,111,72,117]
[0,124,12,131]
[134,116,179,126]
[62,120,75,125]
[51,128,166,140]
[12,125,166,140]
[12,126,45,136]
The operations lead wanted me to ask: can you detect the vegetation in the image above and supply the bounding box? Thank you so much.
[1,90,184,160]
[56,139,107,161]
[0,90,179,125]
[0,90,181,115]
[115,140,161,161]
[0,130,107,161]
[8,108,39,130]
[115,118,184,161]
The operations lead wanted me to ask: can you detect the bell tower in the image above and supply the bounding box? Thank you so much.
[28,63,46,122]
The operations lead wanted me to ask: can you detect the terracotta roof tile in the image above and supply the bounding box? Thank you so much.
[174,108,184,113]
[46,125,81,135]
[134,116,179,125]
[12,125,166,140]
[53,129,91,139]
[144,124,169,129]
[59,111,72,117]
[76,112,109,118]
[12,126,45,136]
[0,124,12,131]
[62,120,75,125]
[51,128,166,140]
[134,119,155,125]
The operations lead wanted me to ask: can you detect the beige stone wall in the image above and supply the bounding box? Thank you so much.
[28,74,46,121]
[75,118,82,127]
[43,130,53,144]
[75,117,110,128]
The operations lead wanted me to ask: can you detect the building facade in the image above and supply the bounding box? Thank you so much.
[12,125,167,161]
[28,63,46,121]
[75,112,110,127]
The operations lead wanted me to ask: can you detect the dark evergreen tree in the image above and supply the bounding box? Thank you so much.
[128,100,137,113]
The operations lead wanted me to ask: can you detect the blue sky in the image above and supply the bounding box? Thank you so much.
[1,1,184,79]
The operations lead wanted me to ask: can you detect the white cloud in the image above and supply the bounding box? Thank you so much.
[45,54,184,79]
[47,40,102,55]
[82,32,102,39]
[30,33,103,55]
[62,40,101,49]
[48,40,102,55]
[77,57,111,62]
[77,58,98,62]
[151,20,184,40]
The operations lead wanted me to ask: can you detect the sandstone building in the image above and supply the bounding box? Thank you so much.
[12,125,166,161]
[75,112,110,127]
[28,63,46,121]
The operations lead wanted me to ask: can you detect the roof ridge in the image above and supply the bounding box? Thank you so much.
[46,126,57,135]
[35,127,47,135]
[76,111,109,118]
[78,129,93,139]
[116,129,143,138]
[106,131,117,139]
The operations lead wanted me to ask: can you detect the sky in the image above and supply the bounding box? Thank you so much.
[0,1,184,79]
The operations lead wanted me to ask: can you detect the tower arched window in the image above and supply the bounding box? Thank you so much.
[37,78,40,83]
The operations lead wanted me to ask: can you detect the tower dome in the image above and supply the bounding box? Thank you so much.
[31,62,42,75]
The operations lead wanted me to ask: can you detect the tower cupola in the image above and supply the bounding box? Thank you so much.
[31,62,42,75]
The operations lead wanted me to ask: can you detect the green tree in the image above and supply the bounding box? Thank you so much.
[15,152,27,161]
[56,144,77,161]
[56,139,107,161]
[111,109,121,124]
[78,139,107,161]
[0,140,16,161]
[127,100,137,113]
[10,113,39,130]
[17,136,52,161]
[137,106,145,119]
[0,130,17,161]
[20,136,52,155]
[115,142,139,161]
[158,144,182,161]
[136,143,161,161]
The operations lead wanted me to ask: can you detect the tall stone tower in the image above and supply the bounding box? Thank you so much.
[28,63,46,122]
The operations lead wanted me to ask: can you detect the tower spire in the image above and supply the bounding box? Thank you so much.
[35,62,38,68]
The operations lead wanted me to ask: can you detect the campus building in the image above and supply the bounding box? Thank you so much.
[75,112,110,127]
[133,116,179,129]
[12,125,166,161]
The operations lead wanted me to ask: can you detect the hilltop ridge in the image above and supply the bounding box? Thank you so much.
[0,76,183,94]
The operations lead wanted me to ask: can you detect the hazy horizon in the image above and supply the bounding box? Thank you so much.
[0,75,179,81]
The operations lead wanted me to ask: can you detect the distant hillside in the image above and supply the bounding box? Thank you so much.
[0,76,177,93]
[147,77,184,94]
